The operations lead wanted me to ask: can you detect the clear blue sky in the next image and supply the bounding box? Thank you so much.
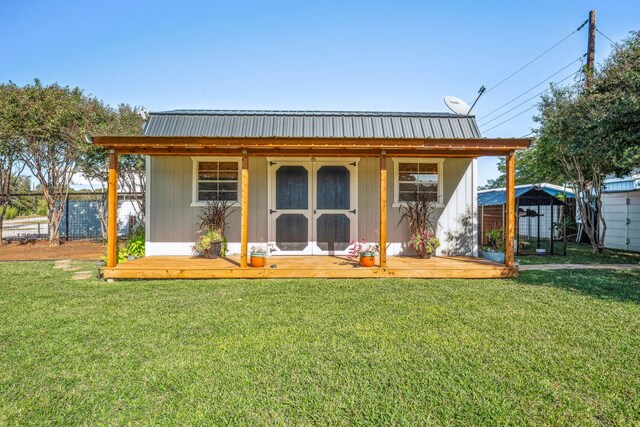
[2,0,638,186]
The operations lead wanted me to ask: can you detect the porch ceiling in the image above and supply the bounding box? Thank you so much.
[90,136,531,158]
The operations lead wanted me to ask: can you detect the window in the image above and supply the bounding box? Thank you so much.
[393,158,444,206]
[192,157,241,206]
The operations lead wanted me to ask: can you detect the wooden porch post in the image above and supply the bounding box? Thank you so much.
[505,151,515,267]
[240,153,249,268]
[107,150,118,268]
[380,153,387,268]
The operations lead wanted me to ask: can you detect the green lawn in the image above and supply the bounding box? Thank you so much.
[1,262,639,425]
[518,241,640,265]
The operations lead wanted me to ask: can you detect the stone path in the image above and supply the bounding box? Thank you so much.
[519,263,640,271]
[53,259,95,280]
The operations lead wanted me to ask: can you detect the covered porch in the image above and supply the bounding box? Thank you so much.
[92,111,530,280]
[101,254,516,279]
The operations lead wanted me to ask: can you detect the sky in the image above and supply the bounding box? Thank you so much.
[1,0,638,187]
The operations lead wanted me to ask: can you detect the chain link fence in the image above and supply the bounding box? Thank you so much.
[1,192,143,243]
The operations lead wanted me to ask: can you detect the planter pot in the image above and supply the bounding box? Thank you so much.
[479,250,505,263]
[203,241,222,259]
[250,254,266,268]
[359,253,376,267]
[416,250,434,259]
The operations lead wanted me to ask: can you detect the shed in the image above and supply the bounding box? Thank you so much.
[602,171,640,252]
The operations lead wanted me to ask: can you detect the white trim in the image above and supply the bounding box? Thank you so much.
[191,156,242,207]
[471,158,478,257]
[392,157,445,208]
[146,241,254,256]
[144,155,151,254]
[311,160,359,256]
[268,160,314,255]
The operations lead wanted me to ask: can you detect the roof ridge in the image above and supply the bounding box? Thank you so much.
[150,109,474,118]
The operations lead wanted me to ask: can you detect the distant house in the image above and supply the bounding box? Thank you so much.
[602,171,640,252]
[91,110,530,279]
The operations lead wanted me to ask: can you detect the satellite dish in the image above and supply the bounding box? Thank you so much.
[444,96,471,115]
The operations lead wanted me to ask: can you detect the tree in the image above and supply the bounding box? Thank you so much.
[0,137,26,243]
[532,31,640,252]
[479,148,552,189]
[78,104,145,236]
[0,80,106,245]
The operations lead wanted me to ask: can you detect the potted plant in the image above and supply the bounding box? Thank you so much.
[249,245,268,267]
[480,228,506,263]
[409,231,440,259]
[399,196,440,259]
[348,239,380,267]
[192,229,224,259]
[197,198,233,257]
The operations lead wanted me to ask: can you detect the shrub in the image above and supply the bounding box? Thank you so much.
[36,199,48,216]
[101,227,146,264]
[485,228,505,252]
[3,206,19,220]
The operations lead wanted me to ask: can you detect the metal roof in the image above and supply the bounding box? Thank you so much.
[143,110,482,139]
[478,184,574,206]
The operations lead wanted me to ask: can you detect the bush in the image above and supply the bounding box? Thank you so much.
[3,206,19,220]
[101,227,145,264]
[36,199,48,216]
[485,228,505,252]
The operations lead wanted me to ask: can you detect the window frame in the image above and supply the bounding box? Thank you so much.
[392,157,444,208]
[191,156,242,207]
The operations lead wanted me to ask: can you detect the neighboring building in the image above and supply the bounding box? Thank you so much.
[92,110,530,279]
[602,171,640,252]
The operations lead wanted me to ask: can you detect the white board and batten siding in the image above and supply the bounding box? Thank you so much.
[602,191,640,252]
[146,156,478,257]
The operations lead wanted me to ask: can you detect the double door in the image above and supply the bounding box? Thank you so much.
[269,159,358,255]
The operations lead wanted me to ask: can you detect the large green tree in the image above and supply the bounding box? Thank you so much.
[0,137,26,243]
[532,31,640,252]
[78,103,145,236]
[0,80,144,245]
[479,148,551,189]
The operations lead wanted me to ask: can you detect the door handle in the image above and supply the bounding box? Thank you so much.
[349,209,356,214]
[270,209,277,214]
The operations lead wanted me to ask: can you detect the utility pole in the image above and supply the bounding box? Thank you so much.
[585,9,596,87]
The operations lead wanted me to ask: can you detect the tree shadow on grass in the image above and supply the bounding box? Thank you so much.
[516,269,640,304]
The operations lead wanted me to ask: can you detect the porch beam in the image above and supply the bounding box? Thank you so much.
[107,150,118,268]
[93,136,532,151]
[240,154,249,268]
[504,151,515,268]
[110,148,522,158]
[380,154,387,268]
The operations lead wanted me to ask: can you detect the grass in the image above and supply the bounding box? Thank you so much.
[518,241,640,265]
[1,262,639,425]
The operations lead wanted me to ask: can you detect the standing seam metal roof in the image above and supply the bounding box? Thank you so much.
[143,110,482,139]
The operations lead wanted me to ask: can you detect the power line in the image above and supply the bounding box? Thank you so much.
[478,71,578,127]
[596,28,617,45]
[484,20,588,95]
[477,55,585,121]
[480,105,539,134]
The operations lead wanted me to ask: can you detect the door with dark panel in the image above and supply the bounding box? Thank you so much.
[270,162,313,255]
[312,161,358,255]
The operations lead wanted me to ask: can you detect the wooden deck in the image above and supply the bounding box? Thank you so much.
[102,255,516,280]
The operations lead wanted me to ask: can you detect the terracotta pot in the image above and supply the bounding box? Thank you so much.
[250,254,266,268]
[359,253,375,267]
